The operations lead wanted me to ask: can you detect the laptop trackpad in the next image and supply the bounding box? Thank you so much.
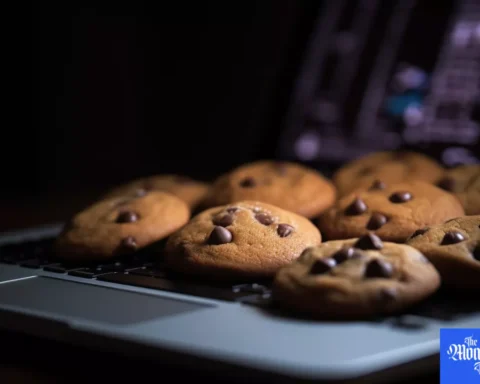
[0,276,210,325]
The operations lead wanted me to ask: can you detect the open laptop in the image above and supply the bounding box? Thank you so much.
[4,1,479,383]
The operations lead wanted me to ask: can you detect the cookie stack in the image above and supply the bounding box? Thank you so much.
[54,152,480,320]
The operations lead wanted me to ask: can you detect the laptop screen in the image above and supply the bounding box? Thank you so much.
[276,0,480,171]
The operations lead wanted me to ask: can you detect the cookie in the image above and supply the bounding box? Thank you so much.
[318,181,465,243]
[332,151,444,197]
[272,234,441,320]
[435,165,480,215]
[406,215,480,291]
[165,201,322,281]
[102,174,210,210]
[202,160,336,219]
[55,191,190,261]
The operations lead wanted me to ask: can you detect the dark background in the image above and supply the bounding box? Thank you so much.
[13,1,320,229]
[29,1,319,199]
[23,1,480,230]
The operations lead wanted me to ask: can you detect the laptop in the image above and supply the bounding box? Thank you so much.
[5,1,479,382]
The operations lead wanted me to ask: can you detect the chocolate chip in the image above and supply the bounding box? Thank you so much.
[121,236,137,250]
[354,233,384,250]
[473,246,480,261]
[240,177,256,187]
[345,198,368,215]
[213,214,234,227]
[207,226,233,245]
[389,191,413,203]
[365,259,393,278]
[310,258,336,275]
[277,224,294,237]
[366,213,388,230]
[369,180,386,190]
[410,227,429,239]
[226,207,239,213]
[332,247,358,264]
[116,211,139,223]
[436,177,456,192]
[255,213,274,226]
[441,231,465,245]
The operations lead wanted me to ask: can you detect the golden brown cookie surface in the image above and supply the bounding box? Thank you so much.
[318,181,465,242]
[103,174,210,210]
[435,165,480,215]
[55,191,190,261]
[165,201,322,280]
[333,151,444,197]
[202,161,336,219]
[272,234,441,320]
[406,215,480,291]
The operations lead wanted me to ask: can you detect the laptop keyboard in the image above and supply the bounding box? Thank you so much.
[0,237,272,307]
[0,237,477,320]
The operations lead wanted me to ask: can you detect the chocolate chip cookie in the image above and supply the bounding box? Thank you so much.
[272,234,441,319]
[435,165,480,215]
[318,181,465,242]
[55,191,190,261]
[102,174,210,210]
[202,161,336,219]
[406,215,480,291]
[165,201,322,281]
[332,151,444,197]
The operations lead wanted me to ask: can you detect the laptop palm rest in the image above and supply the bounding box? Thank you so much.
[0,276,209,325]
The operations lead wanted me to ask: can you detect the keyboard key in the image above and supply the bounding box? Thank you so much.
[232,283,270,294]
[239,293,272,308]
[128,268,167,278]
[67,259,148,278]
[68,268,113,278]
[96,273,252,302]
[68,270,98,278]
[1,255,33,264]
[20,259,56,269]
[44,264,84,273]
[100,260,145,273]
